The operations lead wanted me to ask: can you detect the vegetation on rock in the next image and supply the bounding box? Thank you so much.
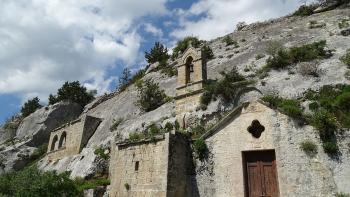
[292,4,317,16]
[340,49,350,67]
[261,94,303,119]
[145,42,169,65]
[265,40,329,70]
[200,67,252,108]
[300,140,318,157]
[21,97,42,118]
[171,36,214,60]
[222,35,238,47]
[135,79,168,112]
[49,81,94,107]
[193,138,208,161]
[0,166,79,197]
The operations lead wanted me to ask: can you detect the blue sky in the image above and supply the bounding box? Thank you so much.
[0,0,305,124]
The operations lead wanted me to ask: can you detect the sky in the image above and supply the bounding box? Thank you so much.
[0,0,305,124]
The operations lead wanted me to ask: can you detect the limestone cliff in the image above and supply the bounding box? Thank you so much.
[1,6,350,191]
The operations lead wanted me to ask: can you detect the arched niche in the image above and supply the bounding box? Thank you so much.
[185,56,194,84]
[51,135,58,151]
[58,131,67,149]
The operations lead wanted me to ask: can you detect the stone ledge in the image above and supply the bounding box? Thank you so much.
[116,134,166,148]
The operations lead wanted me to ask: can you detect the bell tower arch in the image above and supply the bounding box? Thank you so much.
[175,45,207,128]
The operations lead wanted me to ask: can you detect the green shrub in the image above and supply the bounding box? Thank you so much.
[201,45,214,60]
[222,36,238,47]
[292,5,316,16]
[279,99,303,118]
[49,81,94,107]
[200,67,251,107]
[336,192,350,197]
[289,40,328,63]
[0,166,79,197]
[129,132,143,142]
[266,49,291,70]
[300,140,318,156]
[340,50,350,67]
[335,92,350,112]
[323,141,338,154]
[191,125,206,138]
[174,120,180,131]
[193,138,208,160]
[145,42,169,64]
[135,79,167,112]
[265,40,329,71]
[21,97,42,118]
[94,147,109,160]
[338,19,350,29]
[164,122,174,132]
[311,110,337,140]
[309,101,319,111]
[110,118,124,131]
[261,93,282,108]
[147,123,161,137]
[172,37,201,59]
[29,143,48,161]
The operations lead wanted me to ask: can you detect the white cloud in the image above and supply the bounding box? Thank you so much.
[0,0,167,102]
[144,23,164,38]
[171,0,302,40]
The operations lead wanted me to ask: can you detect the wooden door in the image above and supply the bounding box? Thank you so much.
[244,150,279,197]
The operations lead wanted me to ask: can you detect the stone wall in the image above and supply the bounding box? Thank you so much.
[194,101,350,197]
[46,115,101,161]
[109,132,196,197]
[109,134,170,197]
[175,93,202,126]
[167,133,195,197]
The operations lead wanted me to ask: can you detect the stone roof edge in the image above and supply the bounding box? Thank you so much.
[115,134,165,147]
[199,100,273,140]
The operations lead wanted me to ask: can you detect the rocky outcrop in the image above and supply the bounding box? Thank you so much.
[16,101,83,146]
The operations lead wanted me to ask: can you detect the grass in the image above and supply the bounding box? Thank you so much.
[340,49,350,67]
[265,40,329,71]
[193,138,208,161]
[94,147,110,160]
[300,140,318,157]
[336,192,350,197]
[110,118,124,131]
[338,19,350,29]
[261,94,303,119]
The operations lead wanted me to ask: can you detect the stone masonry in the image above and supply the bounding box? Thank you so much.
[46,115,101,161]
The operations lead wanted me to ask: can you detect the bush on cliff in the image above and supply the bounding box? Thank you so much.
[135,79,168,112]
[49,81,94,107]
[21,97,42,117]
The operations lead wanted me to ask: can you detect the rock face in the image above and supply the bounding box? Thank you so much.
[16,101,82,146]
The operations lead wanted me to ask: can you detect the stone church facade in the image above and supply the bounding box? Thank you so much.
[108,45,350,197]
[43,45,350,196]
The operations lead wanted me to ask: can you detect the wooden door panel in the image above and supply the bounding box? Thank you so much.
[244,150,279,197]
[247,163,262,197]
[261,162,278,197]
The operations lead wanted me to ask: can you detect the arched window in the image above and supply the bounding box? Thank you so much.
[185,56,194,84]
[51,135,58,151]
[58,132,67,149]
